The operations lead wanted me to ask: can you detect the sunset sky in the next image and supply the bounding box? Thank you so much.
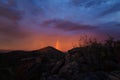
[0,0,120,51]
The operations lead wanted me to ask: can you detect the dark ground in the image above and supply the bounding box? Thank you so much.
[0,39,120,80]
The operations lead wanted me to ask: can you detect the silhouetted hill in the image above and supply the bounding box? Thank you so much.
[0,46,65,80]
[0,46,65,66]
[0,42,120,80]
[37,46,63,53]
[0,50,11,53]
[34,46,65,60]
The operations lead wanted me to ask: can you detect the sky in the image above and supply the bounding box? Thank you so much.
[0,0,120,51]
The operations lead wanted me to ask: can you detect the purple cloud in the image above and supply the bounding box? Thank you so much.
[42,19,97,31]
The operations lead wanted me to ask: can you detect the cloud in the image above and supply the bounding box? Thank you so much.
[0,5,30,44]
[99,2,120,16]
[42,19,97,31]
[71,0,87,6]
[71,0,108,7]
[0,0,119,50]
[101,22,120,27]
[0,6,21,20]
[55,21,97,31]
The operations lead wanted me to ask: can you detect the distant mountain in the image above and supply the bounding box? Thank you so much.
[33,46,65,61]
[0,46,65,79]
[1,46,65,61]
[0,50,11,53]
[36,46,63,54]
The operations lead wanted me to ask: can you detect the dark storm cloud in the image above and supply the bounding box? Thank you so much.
[42,19,96,31]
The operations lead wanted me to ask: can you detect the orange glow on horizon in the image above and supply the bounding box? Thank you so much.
[55,40,60,50]
[0,33,105,51]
